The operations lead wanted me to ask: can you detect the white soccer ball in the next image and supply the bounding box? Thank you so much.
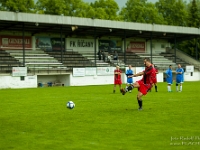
[67,101,75,109]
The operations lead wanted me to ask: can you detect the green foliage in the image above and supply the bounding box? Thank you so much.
[155,0,188,26]
[119,0,166,24]
[90,0,119,20]
[35,0,65,15]
[0,0,34,12]
[35,0,93,17]
[1,82,200,150]
[178,0,200,60]
[187,0,200,27]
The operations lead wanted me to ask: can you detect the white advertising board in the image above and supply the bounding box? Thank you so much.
[12,67,27,76]
[73,68,85,77]
[186,66,194,72]
[85,67,97,76]
[97,67,115,76]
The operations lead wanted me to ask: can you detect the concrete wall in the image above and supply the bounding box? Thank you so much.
[0,75,37,89]
[0,71,199,89]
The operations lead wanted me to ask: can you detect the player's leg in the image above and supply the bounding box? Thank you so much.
[113,84,116,93]
[137,92,143,110]
[121,82,140,95]
[176,83,179,92]
[180,83,182,92]
[125,83,129,90]
[119,84,123,92]
[149,84,152,92]
[176,77,181,92]
[155,83,157,92]
[167,83,172,92]
[127,83,132,93]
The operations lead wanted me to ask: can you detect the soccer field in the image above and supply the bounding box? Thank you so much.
[0,82,200,150]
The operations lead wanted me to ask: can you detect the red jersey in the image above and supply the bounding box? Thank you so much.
[114,69,122,85]
[151,67,158,83]
[140,65,154,84]
[152,67,158,77]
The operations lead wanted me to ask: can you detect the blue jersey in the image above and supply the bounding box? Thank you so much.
[176,68,184,83]
[165,68,173,84]
[126,69,134,84]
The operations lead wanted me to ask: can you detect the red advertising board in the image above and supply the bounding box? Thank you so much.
[0,35,32,49]
[126,42,145,52]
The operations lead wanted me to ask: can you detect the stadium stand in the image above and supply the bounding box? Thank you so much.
[162,48,200,71]
[46,51,96,68]
[0,50,22,74]
[135,52,177,71]
[4,49,68,74]
[118,52,143,67]
[75,51,110,67]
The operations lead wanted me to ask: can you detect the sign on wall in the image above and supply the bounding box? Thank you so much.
[186,66,194,72]
[0,36,32,48]
[126,42,145,52]
[99,40,122,52]
[67,38,94,52]
[85,67,97,76]
[12,67,27,77]
[97,67,115,75]
[73,68,85,77]
[36,37,65,51]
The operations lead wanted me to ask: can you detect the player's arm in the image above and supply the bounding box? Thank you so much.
[114,71,119,74]
[176,71,182,74]
[165,70,169,77]
[156,69,159,74]
[129,71,144,77]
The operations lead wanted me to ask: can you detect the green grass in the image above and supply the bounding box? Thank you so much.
[0,82,200,150]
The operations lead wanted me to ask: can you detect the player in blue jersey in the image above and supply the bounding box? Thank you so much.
[176,64,184,92]
[126,65,134,93]
[165,65,173,92]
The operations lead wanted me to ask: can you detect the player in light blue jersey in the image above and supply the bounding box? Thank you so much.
[165,65,173,92]
[126,65,134,93]
[176,64,184,92]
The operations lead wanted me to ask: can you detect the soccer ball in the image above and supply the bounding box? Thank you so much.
[67,101,75,109]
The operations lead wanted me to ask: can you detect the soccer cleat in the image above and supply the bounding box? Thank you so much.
[120,88,126,95]
[138,107,143,111]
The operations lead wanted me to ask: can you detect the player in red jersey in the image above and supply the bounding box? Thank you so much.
[113,65,123,93]
[121,58,155,110]
[150,64,158,92]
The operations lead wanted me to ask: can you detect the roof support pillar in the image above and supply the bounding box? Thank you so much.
[150,32,153,62]
[174,34,177,63]
[124,30,126,64]
[22,22,25,67]
[60,25,63,63]
[195,37,198,60]
[94,28,97,66]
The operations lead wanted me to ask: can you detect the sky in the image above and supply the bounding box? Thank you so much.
[84,0,191,8]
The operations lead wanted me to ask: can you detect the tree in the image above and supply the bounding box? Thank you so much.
[35,0,65,15]
[178,0,200,59]
[90,0,119,20]
[0,0,35,12]
[187,0,200,27]
[35,0,94,18]
[119,0,166,24]
[155,0,188,26]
